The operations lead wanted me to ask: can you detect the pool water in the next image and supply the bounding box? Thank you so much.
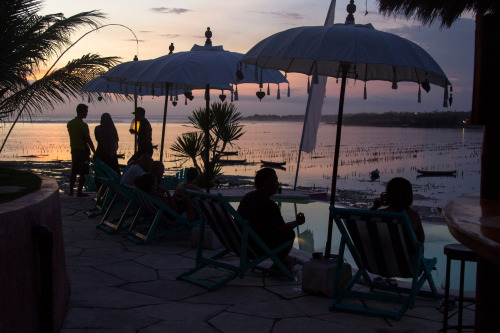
[232,199,477,291]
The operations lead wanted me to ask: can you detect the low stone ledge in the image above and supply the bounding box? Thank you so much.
[0,176,70,333]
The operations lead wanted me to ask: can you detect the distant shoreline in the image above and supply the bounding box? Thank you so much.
[242,111,480,128]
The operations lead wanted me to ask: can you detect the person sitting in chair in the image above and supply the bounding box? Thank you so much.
[173,168,202,221]
[237,167,305,270]
[371,177,425,243]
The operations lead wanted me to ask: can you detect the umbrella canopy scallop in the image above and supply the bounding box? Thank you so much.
[243,24,450,93]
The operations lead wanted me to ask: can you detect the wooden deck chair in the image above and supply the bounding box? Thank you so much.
[176,188,295,291]
[329,206,438,320]
[125,187,199,244]
[96,180,139,234]
[85,159,118,217]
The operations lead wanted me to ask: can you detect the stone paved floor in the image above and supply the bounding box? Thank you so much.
[58,193,475,332]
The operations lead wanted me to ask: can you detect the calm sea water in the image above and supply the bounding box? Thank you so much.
[1,117,483,209]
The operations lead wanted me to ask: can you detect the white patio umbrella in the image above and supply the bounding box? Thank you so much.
[102,29,288,190]
[81,76,164,97]
[242,19,451,257]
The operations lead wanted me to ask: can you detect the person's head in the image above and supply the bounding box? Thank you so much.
[134,173,156,193]
[386,177,413,211]
[186,168,198,183]
[137,154,154,172]
[149,161,165,185]
[76,104,88,118]
[100,112,113,126]
[133,107,146,120]
[255,168,279,196]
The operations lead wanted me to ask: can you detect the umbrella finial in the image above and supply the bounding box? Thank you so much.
[169,43,174,54]
[346,0,356,24]
[205,27,212,46]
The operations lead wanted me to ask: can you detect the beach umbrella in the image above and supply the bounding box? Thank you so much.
[103,28,288,190]
[241,9,450,257]
[81,76,165,97]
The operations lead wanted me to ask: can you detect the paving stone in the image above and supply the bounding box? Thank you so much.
[273,316,339,333]
[186,286,282,305]
[209,312,274,333]
[69,284,163,308]
[135,302,228,322]
[138,320,219,333]
[66,265,125,286]
[98,260,159,282]
[134,253,195,270]
[228,299,305,319]
[122,279,206,301]
[61,307,158,330]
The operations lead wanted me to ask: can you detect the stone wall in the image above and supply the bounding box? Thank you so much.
[0,176,70,333]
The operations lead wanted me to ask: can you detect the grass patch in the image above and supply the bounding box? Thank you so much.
[0,166,42,204]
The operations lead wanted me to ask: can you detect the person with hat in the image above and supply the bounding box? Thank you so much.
[130,107,153,157]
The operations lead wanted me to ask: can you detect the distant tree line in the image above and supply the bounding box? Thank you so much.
[243,111,475,128]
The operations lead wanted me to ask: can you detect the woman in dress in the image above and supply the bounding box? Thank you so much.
[94,113,120,174]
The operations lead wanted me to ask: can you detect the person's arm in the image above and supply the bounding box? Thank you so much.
[85,130,96,154]
[278,212,305,232]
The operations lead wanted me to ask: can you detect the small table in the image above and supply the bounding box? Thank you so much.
[442,193,500,333]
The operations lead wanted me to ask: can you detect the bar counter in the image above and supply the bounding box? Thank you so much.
[442,192,500,332]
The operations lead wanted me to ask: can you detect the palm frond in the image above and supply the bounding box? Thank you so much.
[0,54,120,120]
[377,0,498,27]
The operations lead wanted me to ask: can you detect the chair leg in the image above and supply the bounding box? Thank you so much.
[442,256,451,332]
[458,259,465,332]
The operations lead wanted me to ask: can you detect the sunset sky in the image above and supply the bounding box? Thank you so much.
[38,0,476,119]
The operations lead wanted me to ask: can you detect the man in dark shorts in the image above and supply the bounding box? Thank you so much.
[237,168,305,267]
[67,104,95,197]
[129,107,153,157]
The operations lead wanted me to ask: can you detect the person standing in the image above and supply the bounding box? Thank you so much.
[94,113,120,174]
[67,104,95,197]
[129,107,153,157]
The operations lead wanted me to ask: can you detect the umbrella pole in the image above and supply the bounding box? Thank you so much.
[134,95,138,154]
[205,84,210,193]
[159,83,170,163]
[324,69,347,258]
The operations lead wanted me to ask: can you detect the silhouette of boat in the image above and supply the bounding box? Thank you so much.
[417,169,457,177]
[218,151,239,156]
[261,160,286,167]
[219,159,247,165]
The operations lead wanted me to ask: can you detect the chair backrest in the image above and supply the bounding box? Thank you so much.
[94,158,120,183]
[331,207,420,278]
[182,189,259,258]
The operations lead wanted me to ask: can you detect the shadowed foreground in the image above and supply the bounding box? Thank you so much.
[59,194,473,332]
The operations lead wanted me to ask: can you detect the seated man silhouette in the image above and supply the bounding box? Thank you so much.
[237,168,305,270]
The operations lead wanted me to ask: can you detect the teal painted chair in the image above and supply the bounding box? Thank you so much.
[176,188,295,291]
[125,187,199,244]
[329,206,438,320]
[85,159,120,217]
[96,180,139,234]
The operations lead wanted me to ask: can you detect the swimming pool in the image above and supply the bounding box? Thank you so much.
[230,199,477,291]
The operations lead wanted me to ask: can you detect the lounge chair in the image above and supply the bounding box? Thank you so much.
[96,180,139,234]
[85,159,120,217]
[329,206,438,320]
[176,188,295,291]
[125,186,199,244]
